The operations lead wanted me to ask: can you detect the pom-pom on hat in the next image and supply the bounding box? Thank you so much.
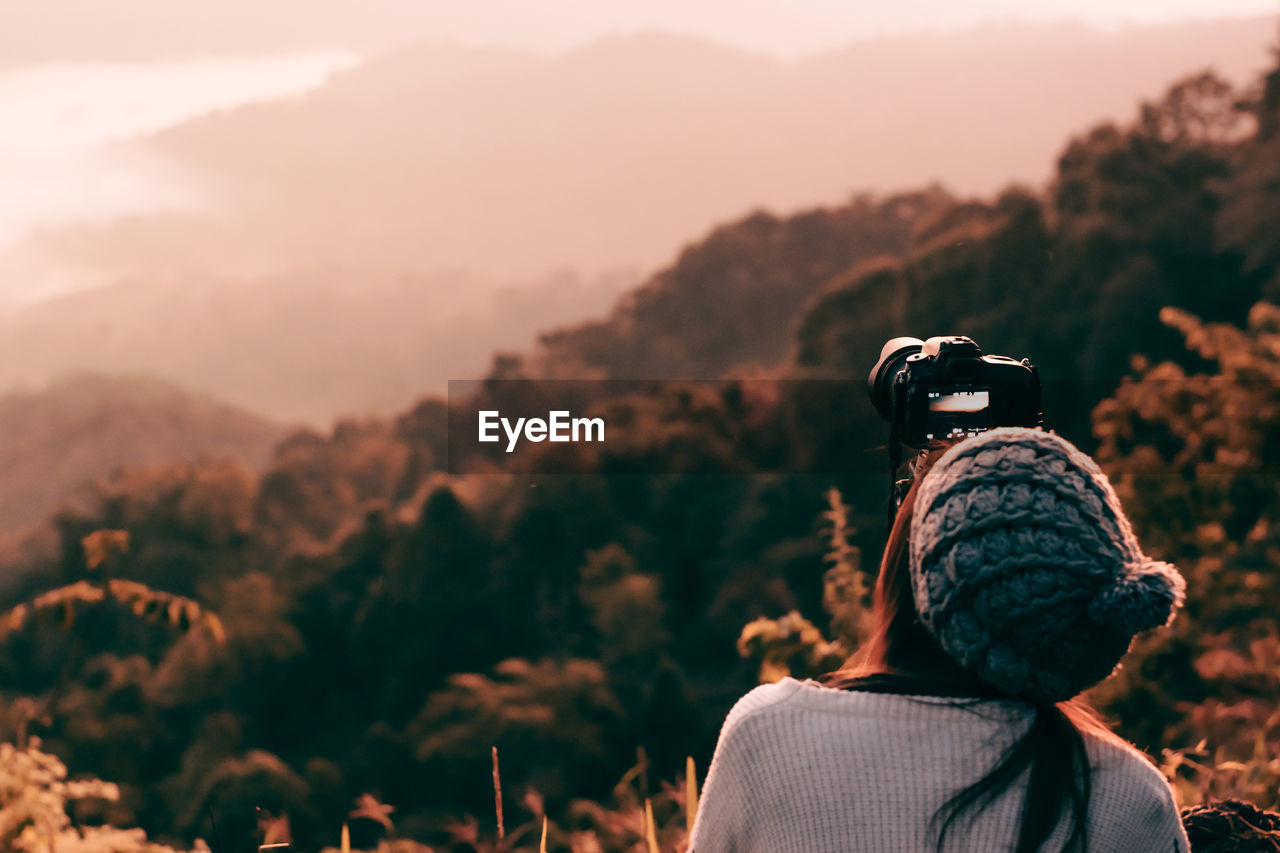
[909,427,1185,703]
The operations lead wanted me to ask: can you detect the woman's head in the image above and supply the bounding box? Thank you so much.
[836,428,1185,702]
[909,427,1185,701]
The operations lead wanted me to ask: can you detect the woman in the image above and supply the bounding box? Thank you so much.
[688,428,1190,852]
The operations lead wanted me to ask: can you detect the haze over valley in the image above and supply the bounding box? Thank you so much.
[0,16,1273,434]
[20,17,1277,290]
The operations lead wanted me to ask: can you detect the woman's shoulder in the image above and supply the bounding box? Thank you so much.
[716,676,1019,736]
[720,677,807,728]
[1080,730,1186,846]
[1083,730,1178,800]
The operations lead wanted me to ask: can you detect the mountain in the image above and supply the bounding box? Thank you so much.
[0,267,635,424]
[32,20,1277,284]
[533,187,951,379]
[0,374,284,535]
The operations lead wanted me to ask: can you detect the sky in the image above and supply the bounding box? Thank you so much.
[0,54,355,238]
[0,0,1275,306]
[4,0,1278,64]
[394,0,1280,56]
[0,52,356,303]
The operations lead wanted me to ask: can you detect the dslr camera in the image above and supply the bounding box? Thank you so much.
[867,335,1042,524]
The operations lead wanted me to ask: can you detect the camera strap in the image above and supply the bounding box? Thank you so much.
[888,418,902,532]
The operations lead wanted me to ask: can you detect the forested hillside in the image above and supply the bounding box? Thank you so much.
[0,268,635,425]
[2,42,1279,853]
[0,375,281,539]
[533,189,949,379]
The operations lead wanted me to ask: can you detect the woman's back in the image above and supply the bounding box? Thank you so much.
[690,429,1192,851]
[688,678,1187,853]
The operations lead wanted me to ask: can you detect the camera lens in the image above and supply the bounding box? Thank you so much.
[867,337,924,422]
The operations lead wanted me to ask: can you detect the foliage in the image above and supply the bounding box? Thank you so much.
[1219,54,1280,300]
[0,375,280,539]
[1090,301,1280,810]
[0,531,225,646]
[1181,799,1280,852]
[737,611,843,684]
[736,487,867,682]
[0,740,200,853]
[818,487,872,652]
[407,658,625,813]
[535,189,950,380]
[1138,70,1252,146]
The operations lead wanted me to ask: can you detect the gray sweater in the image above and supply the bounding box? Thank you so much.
[688,678,1189,852]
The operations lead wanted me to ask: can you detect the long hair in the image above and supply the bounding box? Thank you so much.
[822,444,1127,853]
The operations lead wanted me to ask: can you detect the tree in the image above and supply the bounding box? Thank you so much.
[1139,70,1250,147]
[1091,301,1280,808]
[1218,42,1280,300]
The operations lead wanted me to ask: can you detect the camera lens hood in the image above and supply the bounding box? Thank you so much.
[867,336,925,421]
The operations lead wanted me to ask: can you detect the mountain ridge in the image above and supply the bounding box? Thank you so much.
[0,373,285,536]
[30,18,1273,286]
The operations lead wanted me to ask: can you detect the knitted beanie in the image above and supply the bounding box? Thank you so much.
[909,427,1185,703]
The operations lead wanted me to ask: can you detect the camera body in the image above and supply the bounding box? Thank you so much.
[867,335,1042,448]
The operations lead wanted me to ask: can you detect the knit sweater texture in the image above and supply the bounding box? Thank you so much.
[687,678,1189,853]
